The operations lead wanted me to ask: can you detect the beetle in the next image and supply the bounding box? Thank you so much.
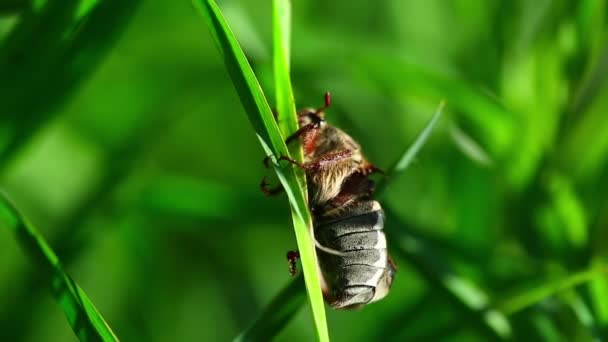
[261,92,396,309]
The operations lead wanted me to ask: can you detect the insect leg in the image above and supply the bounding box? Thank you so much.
[286,250,300,276]
[278,150,353,171]
[260,177,284,196]
[277,156,306,168]
[360,162,385,176]
[305,150,354,171]
[260,156,283,195]
[285,121,321,145]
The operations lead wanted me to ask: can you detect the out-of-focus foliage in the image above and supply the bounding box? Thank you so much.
[0,0,607,341]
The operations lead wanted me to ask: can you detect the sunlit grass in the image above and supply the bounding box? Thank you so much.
[192,0,328,339]
[0,192,118,341]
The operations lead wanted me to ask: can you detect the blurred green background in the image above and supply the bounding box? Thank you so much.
[1,0,608,341]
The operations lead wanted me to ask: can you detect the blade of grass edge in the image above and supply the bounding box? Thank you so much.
[0,0,141,168]
[376,100,445,197]
[274,0,329,332]
[273,0,328,337]
[374,101,512,339]
[559,290,602,341]
[273,0,307,205]
[386,207,511,340]
[192,1,328,340]
[497,264,608,315]
[273,0,298,141]
[0,192,119,342]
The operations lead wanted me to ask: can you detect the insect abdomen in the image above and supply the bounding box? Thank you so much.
[314,201,389,309]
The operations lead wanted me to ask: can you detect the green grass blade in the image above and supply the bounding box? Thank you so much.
[234,276,306,342]
[273,0,298,140]
[0,100,189,340]
[386,207,511,340]
[271,1,327,335]
[192,1,329,340]
[559,290,601,340]
[498,264,608,315]
[0,0,141,166]
[0,192,119,342]
[589,258,608,325]
[449,124,494,167]
[373,99,503,338]
[272,0,308,205]
[376,100,444,197]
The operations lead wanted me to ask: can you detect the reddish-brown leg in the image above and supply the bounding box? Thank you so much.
[388,253,398,272]
[260,92,333,196]
[286,92,331,149]
[287,250,300,276]
[262,155,274,169]
[359,162,385,176]
[264,121,321,167]
[285,121,321,145]
[277,156,306,169]
[310,150,353,171]
[260,177,284,196]
[278,150,353,172]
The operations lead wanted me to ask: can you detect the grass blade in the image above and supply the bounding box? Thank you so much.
[0,192,119,342]
[449,124,494,167]
[559,290,601,341]
[386,207,512,340]
[234,276,306,342]
[498,264,608,315]
[0,0,141,166]
[273,0,298,140]
[589,258,608,325]
[0,91,199,340]
[376,101,509,339]
[192,1,329,340]
[376,100,444,197]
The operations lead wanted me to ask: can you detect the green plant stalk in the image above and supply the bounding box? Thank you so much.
[273,0,307,203]
[0,193,119,342]
[192,0,328,340]
[272,0,329,339]
[273,0,298,140]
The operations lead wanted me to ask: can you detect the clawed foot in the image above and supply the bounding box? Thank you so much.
[360,163,385,176]
[287,250,300,276]
[260,177,284,196]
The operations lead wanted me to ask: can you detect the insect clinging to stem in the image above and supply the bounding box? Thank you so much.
[261,92,396,309]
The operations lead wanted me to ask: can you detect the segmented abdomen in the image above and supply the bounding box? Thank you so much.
[314,201,389,309]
